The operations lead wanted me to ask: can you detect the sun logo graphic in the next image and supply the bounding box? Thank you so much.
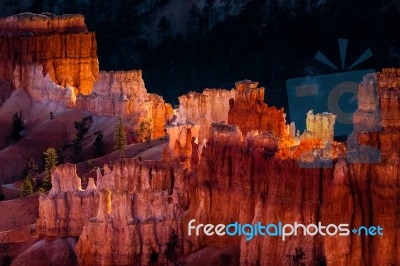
[286,39,375,137]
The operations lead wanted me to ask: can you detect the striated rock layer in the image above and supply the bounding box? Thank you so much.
[0,13,98,95]
[177,88,235,141]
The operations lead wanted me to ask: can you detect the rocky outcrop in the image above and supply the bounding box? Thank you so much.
[76,70,169,138]
[351,69,399,159]
[178,89,235,141]
[37,164,99,237]
[164,122,200,166]
[0,13,98,95]
[377,68,400,130]
[75,159,188,266]
[228,80,288,137]
[0,14,171,139]
[305,110,336,144]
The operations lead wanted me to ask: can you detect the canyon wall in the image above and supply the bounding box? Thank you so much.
[35,68,399,265]
[0,13,98,95]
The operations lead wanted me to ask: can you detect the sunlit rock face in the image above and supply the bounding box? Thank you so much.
[37,164,99,237]
[36,69,400,265]
[0,13,171,139]
[228,80,287,137]
[76,159,188,266]
[164,122,200,166]
[76,70,169,138]
[178,89,236,141]
[305,110,336,144]
[0,13,98,96]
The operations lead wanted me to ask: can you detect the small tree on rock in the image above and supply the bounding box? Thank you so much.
[114,118,127,157]
[70,116,92,162]
[22,158,38,190]
[135,119,153,147]
[41,148,58,192]
[20,177,33,197]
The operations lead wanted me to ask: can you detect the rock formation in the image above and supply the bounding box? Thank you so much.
[76,70,170,138]
[0,13,98,95]
[34,68,400,265]
[228,80,288,137]
[37,164,99,237]
[1,12,396,266]
[305,110,336,144]
[0,13,171,139]
[177,89,235,141]
[164,122,200,166]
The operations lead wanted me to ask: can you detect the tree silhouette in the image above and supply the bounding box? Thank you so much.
[22,158,38,190]
[20,177,33,197]
[41,148,58,192]
[71,116,92,162]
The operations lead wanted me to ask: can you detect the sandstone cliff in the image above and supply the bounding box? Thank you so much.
[228,80,288,138]
[177,89,235,141]
[0,13,98,95]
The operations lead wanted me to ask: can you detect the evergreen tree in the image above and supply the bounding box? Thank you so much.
[22,158,38,190]
[92,131,105,157]
[135,119,152,145]
[71,116,92,162]
[42,148,58,192]
[20,177,33,197]
[114,119,127,157]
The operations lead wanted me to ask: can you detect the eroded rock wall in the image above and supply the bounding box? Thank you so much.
[0,13,98,95]
[178,89,235,141]
[228,80,288,138]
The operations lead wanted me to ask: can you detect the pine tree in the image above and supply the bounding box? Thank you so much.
[20,177,33,197]
[114,119,127,157]
[135,119,152,145]
[22,158,38,190]
[70,116,92,162]
[42,148,58,192]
